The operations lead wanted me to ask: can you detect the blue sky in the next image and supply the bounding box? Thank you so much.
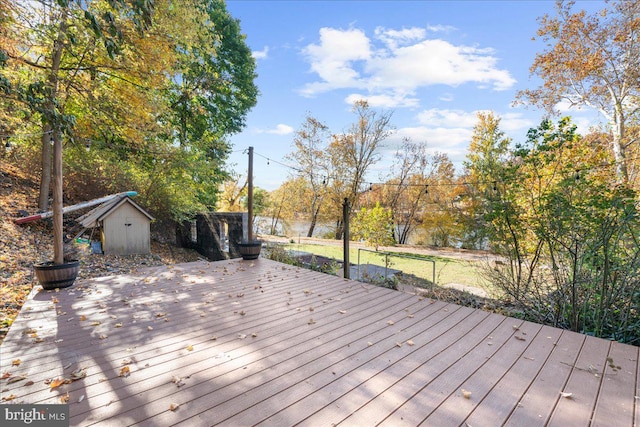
[225,0,606,191]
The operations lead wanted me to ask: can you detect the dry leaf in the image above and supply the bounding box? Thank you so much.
[91,321,101,326]
[119,366,130,377]
[49,378,65,389]
[2,394,17,401]
[114,323,123,328]
[147,326,153,331]
[70,368,87,381]
[8,375,26,384]
[238,334,247,339]
[406,340,415,346]
[367,342,373,346]
[251,332,258,338]
[462,389,472,399]
[396,342,402,347]
[515,336,526,341]
[80,315,87,321]
[78,395,85,403]
[186,345,194,351]
[308,319,316,325]
[2,372,11,379]
[60,392,70,403]
[560,391,573,399]
[11,359,21,366]
[24,381,34,387]
[169,403,179,411]
[339,310,346,314]
[99,334,108,340]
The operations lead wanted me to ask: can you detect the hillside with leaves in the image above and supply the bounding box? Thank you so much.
[0,158,202,343]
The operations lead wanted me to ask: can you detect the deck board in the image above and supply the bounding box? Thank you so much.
[1,257,639,426]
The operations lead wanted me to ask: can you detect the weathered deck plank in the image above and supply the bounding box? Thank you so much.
[1,257,638,427]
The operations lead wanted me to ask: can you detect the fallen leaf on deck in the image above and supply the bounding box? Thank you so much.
[114,323,123,328]
[80,315,87,321]
[238,334,247,339]
[2,372,11,379]
[308,319,316,325]
[560,392,573,399]
[387,320,395,325]
[169,403,179,411]
[24,381,34,387]
[7,375,26,384]
[99,334,108,340]
[338,310,346,314]
[91,321,101,326]
[49,378,65,389]
[147,326,153,331]
[251,332,258,337]
[407,340,415,346]
[119,366,130,377]
[11,359,20,366]
[60,392,70,403]
[78,395,85,403]
[186,345,194,351]
[70,368,87,381]
[515,336,526,341]
[2,394,17,401]
[462,389,472,399]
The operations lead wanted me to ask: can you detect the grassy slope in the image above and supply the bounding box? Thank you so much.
[282,243,488,288]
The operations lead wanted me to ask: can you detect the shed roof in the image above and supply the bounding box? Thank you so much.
[76,196,154,228]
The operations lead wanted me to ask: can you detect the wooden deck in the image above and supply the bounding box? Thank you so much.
[1,258,638,426]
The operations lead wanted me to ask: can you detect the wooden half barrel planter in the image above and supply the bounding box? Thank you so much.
[34,260,80,290]
[238,240,262,260]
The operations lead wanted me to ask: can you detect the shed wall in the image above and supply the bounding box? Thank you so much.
[102,202,151,255]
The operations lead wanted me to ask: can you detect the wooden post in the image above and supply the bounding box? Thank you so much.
[247,146,254,242]
[343,198,350,279]
[52,131,64,264]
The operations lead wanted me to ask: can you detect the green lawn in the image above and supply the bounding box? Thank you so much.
[280,243,488,289]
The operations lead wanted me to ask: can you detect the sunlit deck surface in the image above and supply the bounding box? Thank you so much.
[1,258,639,426]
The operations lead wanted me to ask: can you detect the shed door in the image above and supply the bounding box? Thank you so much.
[124,215,149,254]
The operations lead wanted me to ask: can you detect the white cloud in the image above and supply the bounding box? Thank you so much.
[417,108,485,128]
[300,27,371,95]
[374,26,426,49]
[252,46,269,60]
[257,124,294,135]
[426,24,457,34]
[345,92,420,108]
[300,26,516,104]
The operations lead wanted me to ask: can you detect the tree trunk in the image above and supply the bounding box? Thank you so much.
[48,11,67,264]
[612,109,628,183]
[38,123,52,210]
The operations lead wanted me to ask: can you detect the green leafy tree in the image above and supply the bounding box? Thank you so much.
[461,111,511,249]
[352,202,395,251]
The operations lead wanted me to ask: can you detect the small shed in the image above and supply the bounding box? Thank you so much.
[77,196,154,255]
